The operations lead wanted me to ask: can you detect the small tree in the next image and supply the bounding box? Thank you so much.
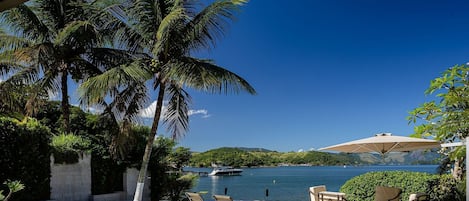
[408,64,469,181]
[149,137,196,201]
[170,147,192,172]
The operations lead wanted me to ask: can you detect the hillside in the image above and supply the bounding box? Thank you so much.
[188,147,440,167]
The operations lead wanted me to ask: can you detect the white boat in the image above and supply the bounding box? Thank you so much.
[208,166,243,176]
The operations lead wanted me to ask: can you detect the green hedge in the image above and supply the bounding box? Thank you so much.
[0,117,51,201]
[340,171,438,201]
[51,133,91,164]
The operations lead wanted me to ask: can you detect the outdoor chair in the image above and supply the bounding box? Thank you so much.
[213,194,233,201]
[375,186,402,201]
[309,185,346,201]
[409,192,428,201]
[185,192,204,201]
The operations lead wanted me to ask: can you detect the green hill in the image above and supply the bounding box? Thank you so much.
[188,147,440,167]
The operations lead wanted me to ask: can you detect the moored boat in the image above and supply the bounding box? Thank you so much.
[208,166,243,176]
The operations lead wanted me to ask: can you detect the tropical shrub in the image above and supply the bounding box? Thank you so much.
[426,174,465,201]
[50,133,91,164]
[340,171,439,201]
[150,137,196,201]
[0,117,51,201]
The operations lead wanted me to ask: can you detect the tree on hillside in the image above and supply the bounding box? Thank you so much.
[78,0,256,200]
[0,0,129,132]
[408,64,469,179]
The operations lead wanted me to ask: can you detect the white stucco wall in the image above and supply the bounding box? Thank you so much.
[49,155,151,201]
[50,154,92,201]
[124,168,151,201]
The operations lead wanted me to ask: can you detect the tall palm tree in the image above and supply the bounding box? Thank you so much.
[79,0,255,200]
[0,0,128,132]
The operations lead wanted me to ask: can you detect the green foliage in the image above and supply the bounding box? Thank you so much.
[90,156,125,195]
[0,180,25,201]
[0,117,51,201]
[170,147,192,171]
[190,147,262,167]
[190,148,368,167]
[408,64,469,162]
[50,133,92,164]
[150,137,196,201]
[340,171,459,201]
[427,174,466,201]
[51,133,91,152]
[4,180,25,194]
[408,64,469,197]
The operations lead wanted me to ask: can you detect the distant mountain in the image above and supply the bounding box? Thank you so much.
[356,150,440,165]
[190,147,440,166]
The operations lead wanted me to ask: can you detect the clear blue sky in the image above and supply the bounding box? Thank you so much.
[46,0,469,152]
[170,0,469,152]
[3,1,468,153]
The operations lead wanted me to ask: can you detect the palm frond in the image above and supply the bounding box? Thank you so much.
[33,0,80,31]
[163,83,191,139]
[104,3,147,53]
[0,33,31,52]
[165,57,256,94]
[87,47,144,71]
[5,64,41,85]
[115,81,149,123]
[68,57,104,80]
[24,82,49,116]
[184,0,247,50]
[35,70,61,95]
[55,20,98,49]
[153,6,188,58]
[0,81,25,114]
[129,0,160,39]
[0,50,29,76]
[78,59,151,106]
[0,4,51,42]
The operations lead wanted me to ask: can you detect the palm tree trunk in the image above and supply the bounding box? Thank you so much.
[133,83,166,201]
[61,70,70,133]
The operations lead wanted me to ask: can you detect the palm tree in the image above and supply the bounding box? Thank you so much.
[0,0,129,132]
[0,80,49,118]
[79,0,255,200]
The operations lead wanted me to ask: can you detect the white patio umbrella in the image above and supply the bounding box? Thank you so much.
[319,133,440,155]
[320,133,469,197]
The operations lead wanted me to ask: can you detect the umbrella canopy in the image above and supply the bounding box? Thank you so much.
[319,133,440,155]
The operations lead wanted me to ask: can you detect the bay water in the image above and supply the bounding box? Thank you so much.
[186,165,438,201]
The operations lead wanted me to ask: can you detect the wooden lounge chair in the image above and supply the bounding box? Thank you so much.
[309,185,346,201]
[185,192,204,201]
[375,186,402,201]
[213,194,233,201]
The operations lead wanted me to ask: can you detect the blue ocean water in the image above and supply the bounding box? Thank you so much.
[186,165,438,201]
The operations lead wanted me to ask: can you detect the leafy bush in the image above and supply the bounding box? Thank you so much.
[150,137,197,201]
[427,174,465,201]
[340,171,439,201]
[50,133,91,164]
[0,117,51,201]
